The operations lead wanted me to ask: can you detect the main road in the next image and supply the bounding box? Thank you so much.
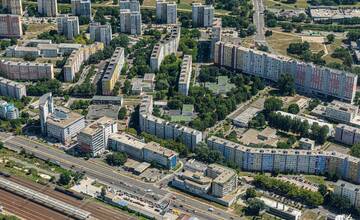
[252,0,267,45]
[0,133,241,220]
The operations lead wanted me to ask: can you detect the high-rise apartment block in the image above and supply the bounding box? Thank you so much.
[0,77,26,100]
[78,116,118,156]
[178,55,192,96]
[90,22,112,46]
[38,0,57,17]
[119,9,141,35]
[214,42,358,102]
[119,0,140,12]
[102,47,125,95]
[139,95,202,150]
[207,136,360,184]
[156,0,177,24]
[0,60,54,80]
[0,100,19,120]
[0,14,22,38]
[39,93,54,134]
[2,0,22,15]
[64,42,104,82]
[71,0,92,19]
[57,15,80,40]
[150,25,180,71]
[192,3,214,27]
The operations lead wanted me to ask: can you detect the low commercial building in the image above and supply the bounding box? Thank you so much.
[64,42,104,82]
[150,25,180,71]
[334,180,360,208]
[206,164,238,198]
[299,138,315,150]
[0,14,22,38]
[325,100,358,124]
[131,73,156,95]
[102,47,125,95]
[108,133,179,169]
[0,77,26,99]
[57,15,80,40]
[46,107,85,144]
[91,96,123,105]
[0,60,54,80]
[6,46,40,58]
[233,107,262,127]
[0,100,19,120]
[90,22,112,46]
[335,124,360,145]
[260,197,302,220]
[77,116,118,156]
[178,55,192,96]
[309,6,360,23]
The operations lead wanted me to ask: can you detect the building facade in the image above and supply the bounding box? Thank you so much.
[119,9,141,35]
[90,22,112,46]
[38,0,57,17]
[77,116,118,156]
[335,124,360,146]
[102,47,125,95]
[325,100,358,124]
[178,55,192,96]
[2,0,22,15]
[0,60,54,80]
[39,93,54,135]
[119,0,140,12]
[156,0,177,24]
[0,14,22,38]
[0,100,19,120]
[57,15,80,40]
[334,180,360,208]
[214,42,358,102]
[0,77,26,100]
[71,0,92,19]
[192,3,214,27]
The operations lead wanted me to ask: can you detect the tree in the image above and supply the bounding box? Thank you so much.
[105,152,127,166]
[351,143,360,158]
[118,107,127,120]
[264,97,283,113]
[327,34,335,44]
[287,103,300,114]
[101,186,107,198]
[245,198,265,216]
[113,0,119,4]
[278,74,295,96]
[318,184,328,196]
[122,80,131,95]
[24,54,37,61]
[0,141,3,150]
[245,188,257,199]
[58,172,71,186]
[265,30,273,37]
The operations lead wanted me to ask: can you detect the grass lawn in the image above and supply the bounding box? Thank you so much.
[267,31,302,56]
[303,175,326,185]
[23,23,56,40]
[323,38,344,64]
[265,0,308,9]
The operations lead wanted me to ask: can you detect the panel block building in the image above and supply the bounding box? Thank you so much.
[102,47,125,95]
[178,55,192,96]
[71,0,92,19]
[90,22,112,46]
[0,77,26,100]
[38,0,57,17]
[0,14,22,38]
[192,3,214,27]
[57,15,80,40]
[119,9,141,35]
[156,0,177,24]
[2,0,22,15]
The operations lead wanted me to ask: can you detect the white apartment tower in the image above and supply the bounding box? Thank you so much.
[71,0,92,19]
[38,0,57,17]
[119,9,141,35]
[156,0,177,24]
[192,3,214,27]
[90,22,112,46]
[57,15,80,40]
[2,0,22,15]
[39,93,54,135]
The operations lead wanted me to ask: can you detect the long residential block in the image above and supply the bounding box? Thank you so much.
[178,55,192,96]
[207,136,360,184]
[214,42,358,102]
[139,95,202,150]
[150,25,180,71]
[102,47,125,95]
[0,60,54,80]
[0,77,26,99]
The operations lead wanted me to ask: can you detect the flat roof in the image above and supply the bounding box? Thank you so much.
[92,95,123,102]
[47,107,84,128]
[109,133,146,150]
[80,116,115,136]
[144,141,178,158]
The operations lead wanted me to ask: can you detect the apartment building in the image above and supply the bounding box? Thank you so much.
[0,14,22,38]
[178,55,192,96]
[39,93,54,134]
[0,77,26,100]
[207,136,360,184]
[90,22,112,46]
[119,9,141,35]
[46,107,85,144]
[335,124,360,145]
[119,0,140,12]
[64,42,104,82]
[102,47,125,95]
[71,0,92,19]
[6,43,84,58]
[139,95,202,150]
[108,133,179,169]
[38,0,57,17]
[6,46,40,58]
[78,116,118,156]
[150,25,180,71]
[2,0,22,15]
[334,180,360,208]
[57,15,80,40]
[214,42,358,103]
[156,0,177,24]
[192,3,214,27]
[325,100,358,124]
[0,100,19,120]
[206,164,238,198]
[0,60,54,80]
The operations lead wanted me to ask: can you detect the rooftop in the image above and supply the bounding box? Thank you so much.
[47,107,84,128]
[144,141,178,158]
[109,133,146,150]
[80,116,115,136]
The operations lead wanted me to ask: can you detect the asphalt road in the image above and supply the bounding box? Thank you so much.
[0,133,241,220]
[253,0,267,45]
